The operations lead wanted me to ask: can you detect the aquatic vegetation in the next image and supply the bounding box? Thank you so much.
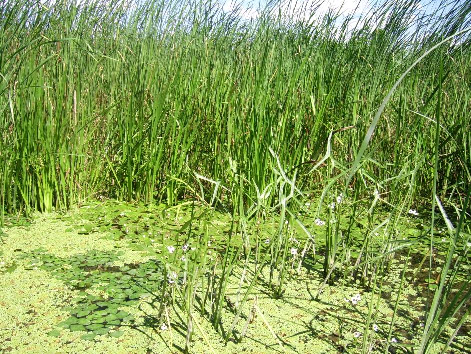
[0,0,470,352]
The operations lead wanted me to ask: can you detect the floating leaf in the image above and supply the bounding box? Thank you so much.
[81,333,97,341]
[94,327,111,335]
[78,318,91,326]
[86,323,104,331]
[110,330,124,338]
[69,324,86,332]
[47,329,61,337]
[6,263,18,273]
[116,311,128,319]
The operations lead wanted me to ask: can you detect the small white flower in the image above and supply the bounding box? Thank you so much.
[285,220,289,225]
[305,202,311,207]
[167,271,178,284]
[167,246,175,253]
[408,209,419,216]
[373,324,379,332]
[373,189,380,198]
[119,212,125,217]
[290,248,298,256]
[336,193,343,204]
[265,239,270,244]
[181,256,186,262]
[391,337,397,343]
[315,218,325,226]
[160,323,168,331]
[0,261,5,267]
[353,331,361,338]
[207,241,211,246]
[330,202,336,210]
[351,294,361,305]
[466,242,471,248]
[182,244,189,252]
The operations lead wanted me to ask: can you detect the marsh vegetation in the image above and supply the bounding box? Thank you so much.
[0,0,470,352]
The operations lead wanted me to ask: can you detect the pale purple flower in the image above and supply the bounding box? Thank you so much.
[160,323,168,331]
[182,243,189,252]
[351,293,361,305]
[290,248,298,256]
[167,245,175,253]
[167,271,177,284]
[315,218,325,226]
[353,331,361,338]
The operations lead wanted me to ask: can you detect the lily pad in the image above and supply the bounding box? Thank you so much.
[69,324,87,332]
[81,333,97,341]
[47,329,61,337]
[110,330,124,338]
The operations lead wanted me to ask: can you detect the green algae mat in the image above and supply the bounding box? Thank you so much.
[0,200,469,353]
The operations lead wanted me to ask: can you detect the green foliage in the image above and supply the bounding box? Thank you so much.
[22,249,164,337]
[1,0,470,352]
[1,0,470,215]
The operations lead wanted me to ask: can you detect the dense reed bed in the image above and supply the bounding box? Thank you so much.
[1,0,469,213]
[1,0,470,352]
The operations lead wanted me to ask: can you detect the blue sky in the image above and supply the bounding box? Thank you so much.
[219,0,457,20]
